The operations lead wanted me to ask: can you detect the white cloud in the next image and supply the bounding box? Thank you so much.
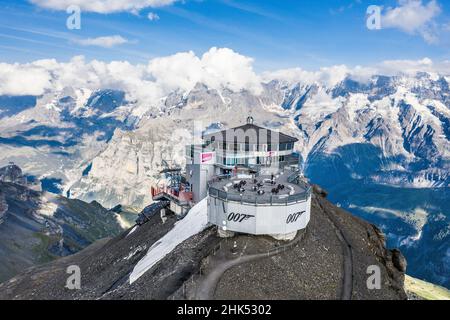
[0,47,261,101]
[262,65,376,87]
[377,57,450,76]
[0,48,449,101]
[0,62,51,95]
[147,12,160,21]
[147,47,262,94]
[73,35,129,48]
[381,0,442,43]
[317,65,355,87]
[262,58,450,87]
[30,0,178,14]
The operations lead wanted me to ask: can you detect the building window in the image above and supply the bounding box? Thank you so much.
[245,137,250,152]
[226,158,236,166]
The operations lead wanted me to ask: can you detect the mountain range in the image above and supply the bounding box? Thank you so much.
[0,71,448,289]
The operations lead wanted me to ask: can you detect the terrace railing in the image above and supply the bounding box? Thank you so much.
[208,176,311,206]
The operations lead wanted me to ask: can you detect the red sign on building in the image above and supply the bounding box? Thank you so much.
[201,152,214,164]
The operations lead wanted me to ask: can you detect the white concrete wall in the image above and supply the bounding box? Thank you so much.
[207,196,311,235]
[186,149,216,203]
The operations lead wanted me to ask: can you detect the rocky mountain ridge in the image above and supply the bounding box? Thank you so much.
[0,164,124,283]
[70,73,450,209]
[0,186,408,300]
[0,72,448,289]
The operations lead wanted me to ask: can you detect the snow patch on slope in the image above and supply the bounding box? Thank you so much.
[129,198,208,284]
[126,225,138,237]
[300,88,342,122]
[38,201,58,217]
[115,213,132,229]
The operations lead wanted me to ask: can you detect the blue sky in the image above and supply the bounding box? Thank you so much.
[0,0,449,71]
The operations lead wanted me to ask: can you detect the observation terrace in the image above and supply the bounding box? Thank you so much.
[208,168,311,206]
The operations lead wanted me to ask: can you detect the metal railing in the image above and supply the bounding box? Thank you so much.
[151,186,193,205]
[208,173,311,206]
[208,186,311,206]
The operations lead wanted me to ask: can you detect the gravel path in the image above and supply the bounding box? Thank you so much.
[194,231,306,300]
[316,198,353,300]
[193,193,354,300]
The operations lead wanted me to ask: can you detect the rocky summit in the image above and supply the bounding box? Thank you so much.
[0,72,448,291]
[0,187,407,300]
[0,163,27,185]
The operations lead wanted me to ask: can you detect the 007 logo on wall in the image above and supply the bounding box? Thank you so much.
[286,211,305,224]
[227,212,254,223]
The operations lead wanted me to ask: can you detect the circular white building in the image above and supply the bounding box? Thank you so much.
[207,169,311,240]
[181,117,312,240]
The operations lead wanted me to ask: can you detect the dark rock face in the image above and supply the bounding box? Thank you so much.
[0,179,124,283]
[312,184,328,198]
[85,90,126,114]
[0,188,407,300]
[0,190,7,223]
[383,250,407,297]
[0,164,27,185]
[391,249,408,273]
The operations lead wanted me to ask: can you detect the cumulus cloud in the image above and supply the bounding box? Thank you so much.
[147,12,160,21]
[73,35,129,48]
[0,62,51,95]
[147,47,262,94]
[0,48,449,101]
[30,0,178,14]
[377,57,450,76]
[381,0,442,43]
[262,65,376,87]
[32,56,143,91]
[0,47,261,100]
[262,58,450,87]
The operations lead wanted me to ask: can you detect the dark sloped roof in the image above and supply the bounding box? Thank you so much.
[203,123,298,144]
